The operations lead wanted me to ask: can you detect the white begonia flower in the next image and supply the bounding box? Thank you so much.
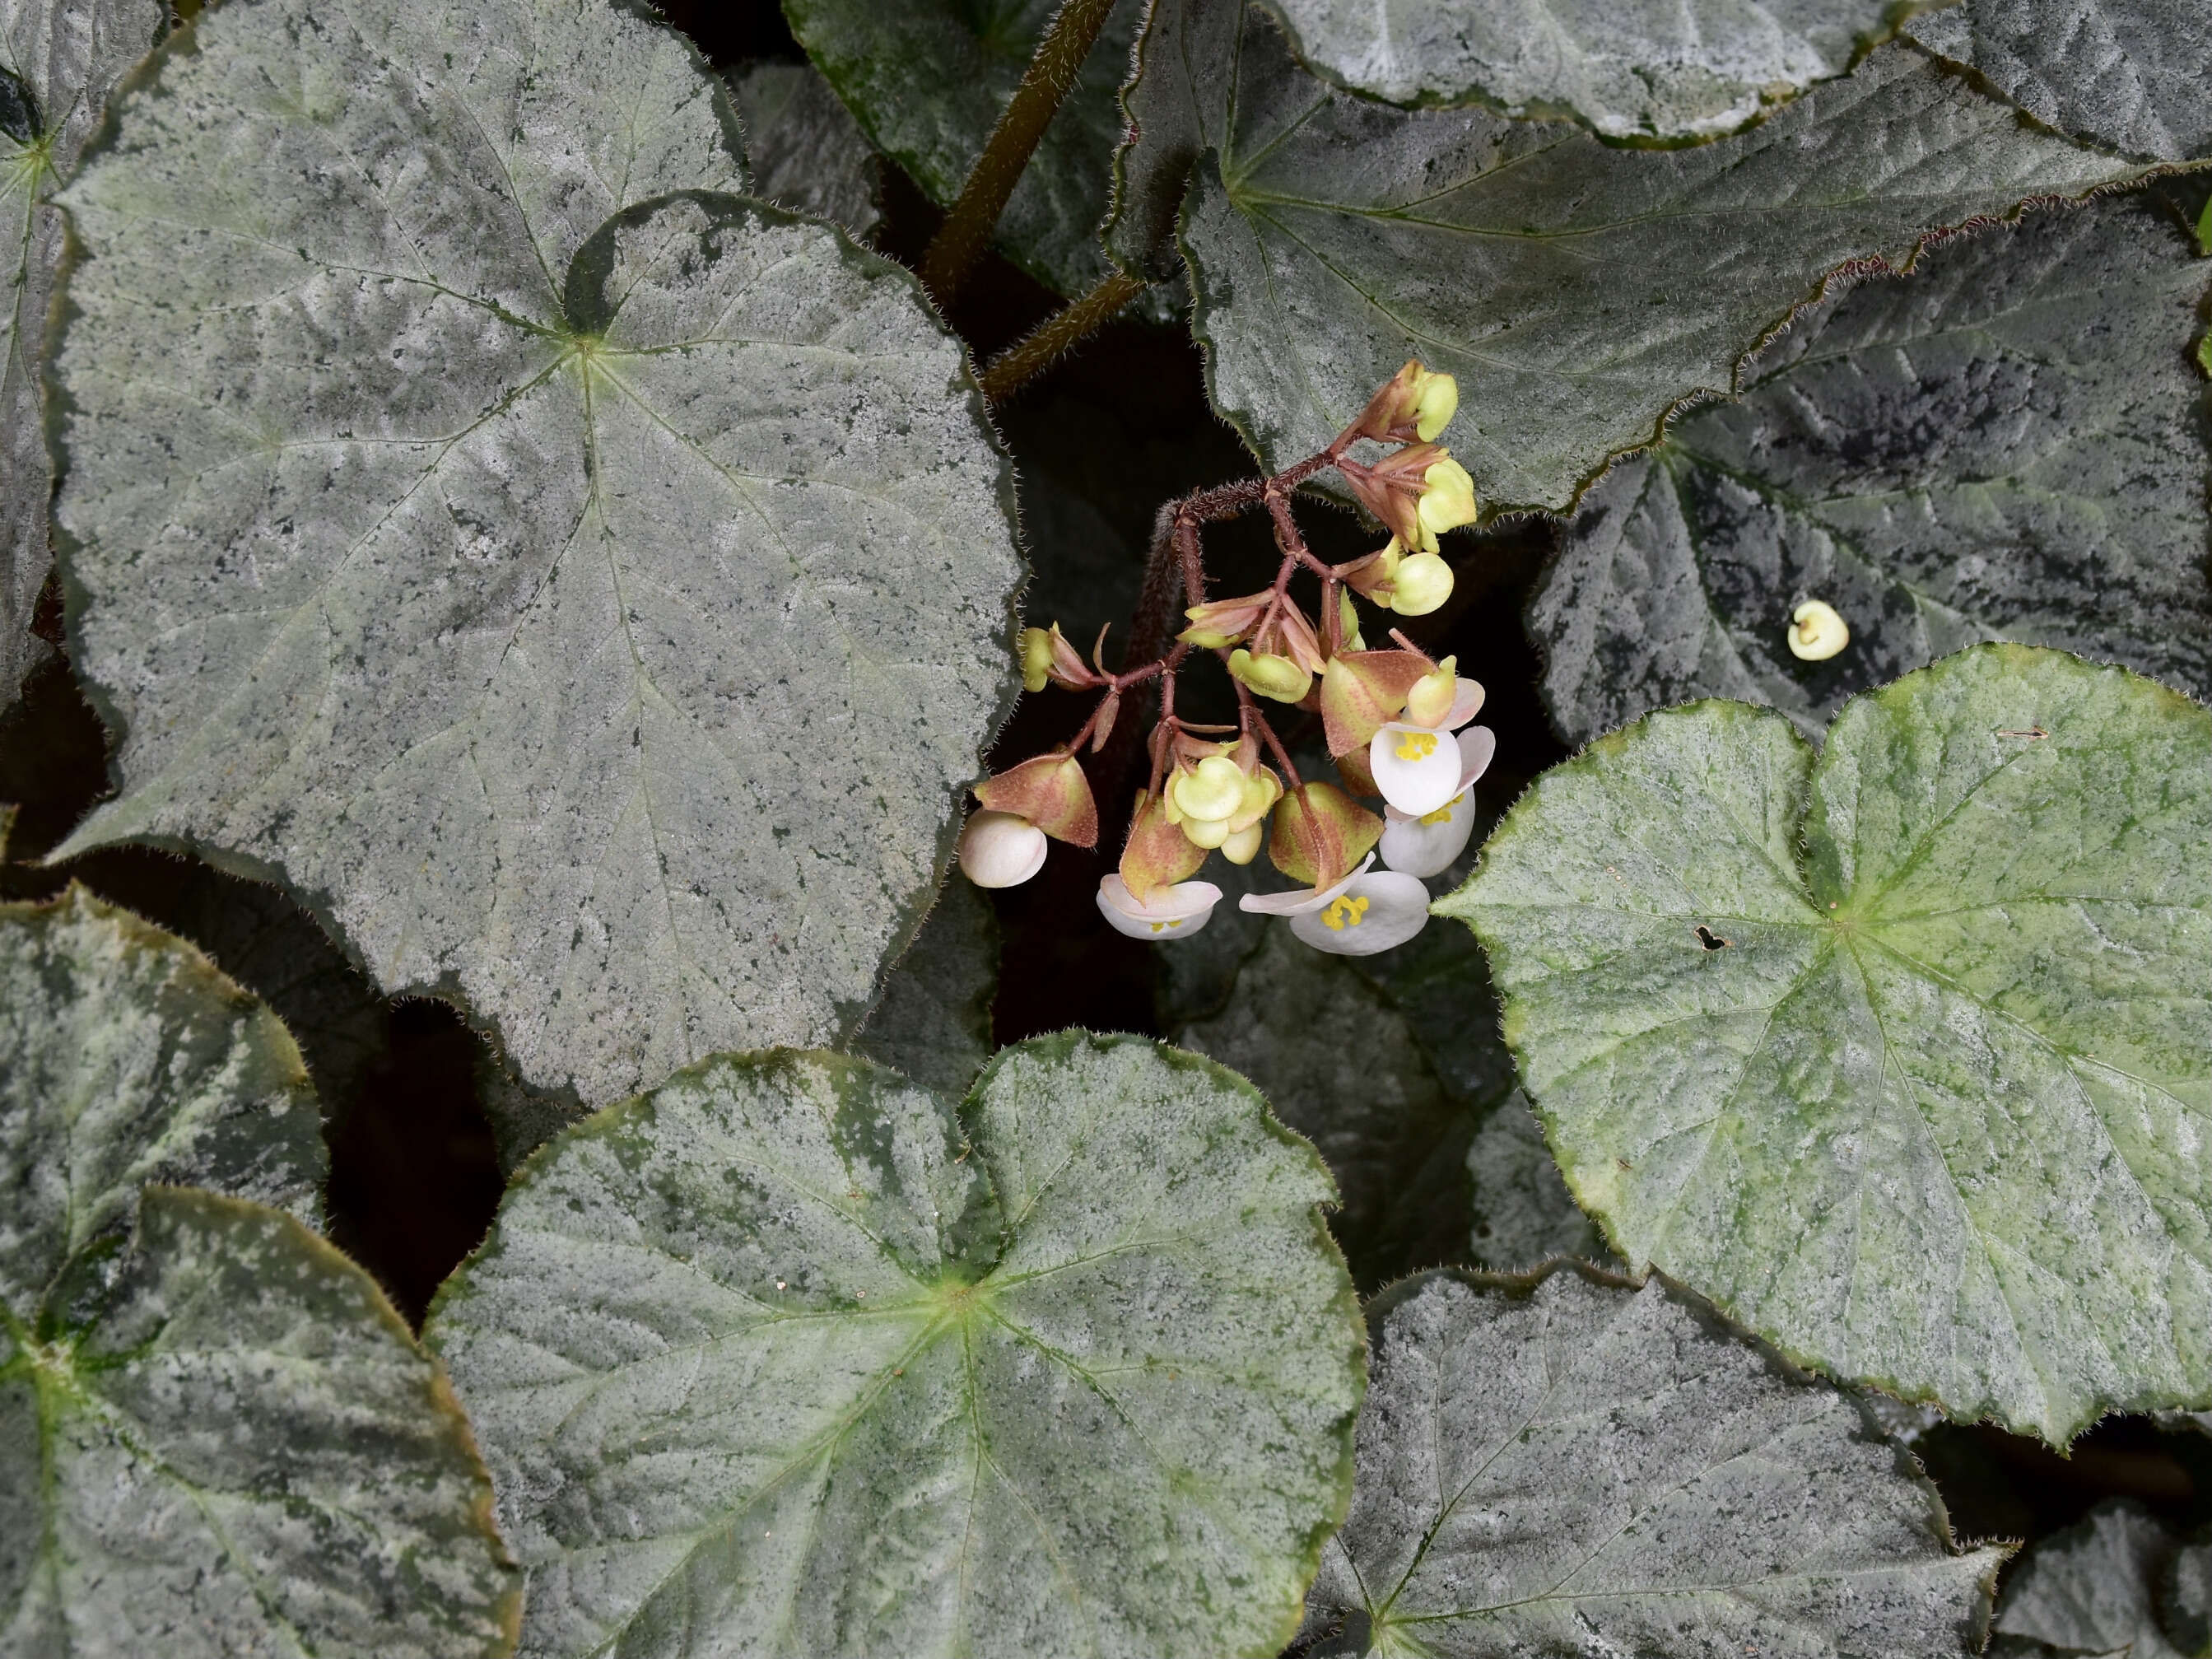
[959,809,1046,888]
[1241,855,1373,919]
[1369,720,1465,816]
[1097,874,1223,940]
[1379,725,1495,877]
[1290,869,1431,956]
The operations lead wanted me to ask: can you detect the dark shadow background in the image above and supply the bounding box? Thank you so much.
[3,0,2204,1584]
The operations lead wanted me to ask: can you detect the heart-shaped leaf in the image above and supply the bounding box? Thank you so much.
[1110,0,2155,511]
[1302,1265,2005,1658]
[0,0,164,700]
[785,0,1151,303]
[1255,0,1910,138]
[0,888,517,1656]
[49,0,1024,1106]
[1530,186,2212,744]
[1908,0,2212,161]
[1440,645,2212,1442]
[425,1033,1365,1659]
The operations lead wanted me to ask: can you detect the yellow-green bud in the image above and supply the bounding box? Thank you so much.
[1171,754,1247,823]
[1339,588,1365,650]
[1228,648,1312,704]
[1018,627,1055,693]
[1222,821,1264,864]
[1415,457,1478,548]
[1404,655,1458,727]
[1787,599,1850,661]
[1388,552,1454,617]
[1410,368,1458,442]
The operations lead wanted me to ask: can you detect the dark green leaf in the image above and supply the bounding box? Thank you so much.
[731,60,880,240]
[1530,187,2212,743]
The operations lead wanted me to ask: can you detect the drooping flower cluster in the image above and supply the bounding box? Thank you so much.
[957,361,1495,957]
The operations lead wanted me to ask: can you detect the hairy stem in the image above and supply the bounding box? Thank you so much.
[978,270,1148,402]
[920,0,1121,305]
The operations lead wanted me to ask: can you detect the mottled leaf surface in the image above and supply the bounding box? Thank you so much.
[1441,646,2212,1442]
[0,1188,519,1657]
[0,883,322,1309]
[1991,1499,2194,1659]
[1158,847,1518,1290]
[1465,1091,1610,1270]
[1111,0,2150,510]
[1257,0,1911,137]
[1531,189,2212,744]
[0,0,162,700]
[1302,1267,2003,1659]
[852,874,999,1103]
[50,0,1024,1104]
[731,60,879,240]
[784,0,1150,302]
[1908,0,2212,160]
[426,1034,1365,1659]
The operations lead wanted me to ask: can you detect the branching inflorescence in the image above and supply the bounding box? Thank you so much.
[958,361,1495,957]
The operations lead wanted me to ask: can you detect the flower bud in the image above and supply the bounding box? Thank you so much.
[1787,599,1850,661]
[1338,588,1366,651]
[1387,552,1454,617]
[1409,368,1458,443]
[1348,360,1459,445]
[1228,648,1312,704]
[1016,622,1098,692]
[1341,444,1443,549]
[1268,781,1383,890]
[973,750,1097,846]
[1403,655,1458,728]
[1222,821,1264,864]
[1415,457,1478,549]
[1179,592,1272,650]
[1318,649,1428,757]
[1171,754,1247,824]
[1120,789,1208,903]
[959,810,1047,888]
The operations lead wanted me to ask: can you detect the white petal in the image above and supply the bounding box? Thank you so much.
[1378,789,1475,878]
[1455,725,1497,791]
[1370,722,1464,816]
[1097,875,1222,940]
[959,810,1047,888]
[1441,679,1486,729]
[1289,871,1431,955]
[1238,855,1372,916]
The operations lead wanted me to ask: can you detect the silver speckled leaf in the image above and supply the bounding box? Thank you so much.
[1303,1266,2004,1659]
[1530,188,2212,745]
[852,874,998,1103]
[1110,0,2154,511]
[730,60,880,240]
[1440,645,2212,1442]
[0,883,322,1308]
[49,0,1024,1105]
[0,0,163,700]
[1908,0,2212,160]
[784,0,1150,303]
[1992,1499,2192,1659]
[1465,1091,1610,1271]
[1,1187,519,1657]
[1256,0,1917,137]
[426,1034,1366,1659]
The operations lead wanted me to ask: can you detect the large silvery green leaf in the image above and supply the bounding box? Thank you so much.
[49,0,1025,1105]
[2,1187,520,1657]
[0,883,323,1306]
[1907,0,2212,161]
[1301,1266,2004,1659]
[1439,645,2212,1442]
[0,0,163,701]
[1530,188,2212,745]
[1110,0,2154,512]
[425,1034,1365,1659]
[783,0,1151,303]
[1255,0,1918,138]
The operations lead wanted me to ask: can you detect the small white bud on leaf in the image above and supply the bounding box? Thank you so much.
[1787,599,1850,661]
